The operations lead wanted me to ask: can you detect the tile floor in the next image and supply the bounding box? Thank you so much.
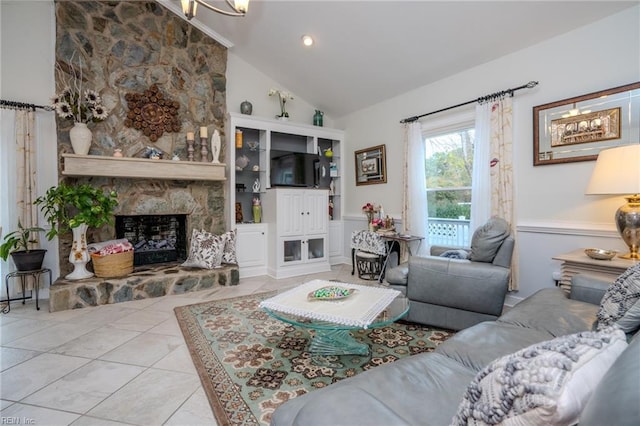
[1,264,372,426]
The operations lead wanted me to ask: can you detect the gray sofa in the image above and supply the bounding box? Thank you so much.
[271,274,640,425]
[386,236,514,330]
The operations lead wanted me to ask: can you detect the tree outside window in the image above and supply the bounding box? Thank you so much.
[424,126,475,246]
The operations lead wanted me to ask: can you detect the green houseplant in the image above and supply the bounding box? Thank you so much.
[35,183,118,280]
[0,221,46,271]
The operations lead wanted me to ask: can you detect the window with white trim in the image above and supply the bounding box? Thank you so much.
[423,118,475,247]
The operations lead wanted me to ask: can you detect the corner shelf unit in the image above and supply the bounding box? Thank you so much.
[226,113,344,228]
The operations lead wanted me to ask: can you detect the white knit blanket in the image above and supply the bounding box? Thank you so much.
[259,280,401,328]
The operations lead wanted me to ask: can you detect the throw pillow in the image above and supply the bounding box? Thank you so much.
[615,299,640,333]
[439,249,469,260]
[468,217,510,263]
[222,229,238,264]
[181,229,226,269]
[451,326,627,426]
[597,263,640,333]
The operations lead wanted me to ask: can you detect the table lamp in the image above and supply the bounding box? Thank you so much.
[586,144,640,259]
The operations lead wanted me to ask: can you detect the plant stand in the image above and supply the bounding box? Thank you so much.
[2,268,51,313]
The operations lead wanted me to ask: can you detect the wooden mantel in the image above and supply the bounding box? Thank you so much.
[61,154,226,181]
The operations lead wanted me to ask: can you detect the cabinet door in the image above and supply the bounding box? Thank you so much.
[306,235,327,263]
[236,225,267,267]
[304,191,328,235]
[279,236,303,266]
[278,190,305,236]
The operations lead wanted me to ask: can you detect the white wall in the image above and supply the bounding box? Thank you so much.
[334,7,640,301]
[1,0,58,297]
[226,53,334,128]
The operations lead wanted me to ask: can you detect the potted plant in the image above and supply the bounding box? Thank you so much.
[0,221,46,271]
[35,183,118,280]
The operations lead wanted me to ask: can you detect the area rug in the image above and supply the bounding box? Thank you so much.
[175,290,455,426]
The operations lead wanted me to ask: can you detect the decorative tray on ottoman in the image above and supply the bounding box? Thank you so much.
[308,286,356,301]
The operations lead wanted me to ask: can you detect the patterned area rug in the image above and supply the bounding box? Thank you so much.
[175,290,454,426]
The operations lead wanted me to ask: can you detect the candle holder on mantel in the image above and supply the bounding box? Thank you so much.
[186,134,195,162]
[200,137,208,162]
[199,127,208,162]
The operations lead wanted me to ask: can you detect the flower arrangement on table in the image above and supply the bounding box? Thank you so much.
[362,202,380,224]
[51,55,109,124]
[370,217,384,230]
[268,88,294,119]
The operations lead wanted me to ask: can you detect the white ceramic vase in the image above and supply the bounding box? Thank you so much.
[69,122,92,155]
[66,223,94,280]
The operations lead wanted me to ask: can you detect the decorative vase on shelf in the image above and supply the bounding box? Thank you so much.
[313,110,324,127]
[66,223,93,280]
[240,100,253,115]
[252,205,262,223]
[252,197,262,223]
[69,122,92,155]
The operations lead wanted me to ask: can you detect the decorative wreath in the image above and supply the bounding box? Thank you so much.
[124,84,180,141]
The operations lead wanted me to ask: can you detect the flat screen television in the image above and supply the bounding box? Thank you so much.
[270,151,320,187]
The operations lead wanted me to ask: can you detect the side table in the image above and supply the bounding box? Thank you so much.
[2,268,51,313]
[379,234,424,283]
[552,249,636,293]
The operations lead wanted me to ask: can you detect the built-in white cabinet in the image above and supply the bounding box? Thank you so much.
[263,188,331,278]
[226,114,344,277]
[235,223,268,278]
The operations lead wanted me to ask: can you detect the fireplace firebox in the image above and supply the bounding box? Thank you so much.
[115,214,187,266]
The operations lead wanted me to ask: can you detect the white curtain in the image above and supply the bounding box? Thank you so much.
[401,121,429,258]
[0,110,18,287]
[472,97,517,290]
[0,109,40,293]
[470,103,492,234]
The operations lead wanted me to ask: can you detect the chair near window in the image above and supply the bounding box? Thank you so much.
[385,217,514,330]
[351,230,387,280]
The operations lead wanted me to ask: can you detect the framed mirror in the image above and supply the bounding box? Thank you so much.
[355,144,387,185]
[533,81,640,166]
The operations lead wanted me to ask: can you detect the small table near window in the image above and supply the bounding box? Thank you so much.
[379,234,424,282]
[552,249,637,293]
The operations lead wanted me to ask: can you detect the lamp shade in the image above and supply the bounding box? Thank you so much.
[586,144,640,195]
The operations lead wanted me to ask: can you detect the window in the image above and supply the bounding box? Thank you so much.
[424,123,475,247]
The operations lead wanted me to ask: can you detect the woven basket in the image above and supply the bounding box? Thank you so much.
[91,251,134,278]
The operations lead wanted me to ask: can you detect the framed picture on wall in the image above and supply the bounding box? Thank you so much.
[355,144,387,185]
[533,81,640,165]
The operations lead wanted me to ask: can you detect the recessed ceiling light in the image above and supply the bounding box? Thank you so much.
[302,35,314,47]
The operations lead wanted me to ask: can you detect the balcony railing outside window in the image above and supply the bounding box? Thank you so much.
[428,217,471,247]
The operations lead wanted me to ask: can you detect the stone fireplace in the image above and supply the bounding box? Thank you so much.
[48,1,239,312]
[48,179,238,312]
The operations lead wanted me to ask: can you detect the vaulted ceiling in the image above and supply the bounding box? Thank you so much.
[163,1,638,118]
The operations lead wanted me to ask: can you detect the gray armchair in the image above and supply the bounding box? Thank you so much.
[386,218,514,331]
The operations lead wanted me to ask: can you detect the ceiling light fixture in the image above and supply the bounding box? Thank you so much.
[302,35,314,47]
[181,0,249,20]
